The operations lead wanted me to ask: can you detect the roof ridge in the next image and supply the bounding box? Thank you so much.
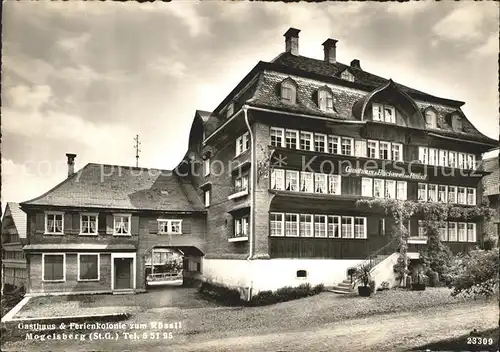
[87,163,174,173]
[20,163,93,206]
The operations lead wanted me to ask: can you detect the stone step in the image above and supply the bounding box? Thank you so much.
[337,282,353,289]
[331,286,353,293]
[330,288,353,294]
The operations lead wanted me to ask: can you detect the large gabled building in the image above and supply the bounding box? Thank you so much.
[179,28,498,294]
[20,156,206,295]
[18,28,498,298]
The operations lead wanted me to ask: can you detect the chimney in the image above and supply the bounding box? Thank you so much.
[350,59,361,70]
[66,153,76,177]
[322,38,338,64]
[284,27,300,56]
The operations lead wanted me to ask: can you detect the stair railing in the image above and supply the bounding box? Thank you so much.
[350,238,398,289]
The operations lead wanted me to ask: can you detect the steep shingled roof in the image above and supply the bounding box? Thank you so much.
[21,164,205,212]
[481,156,499,196]
[272,52,455,103]
[2,202,27,238]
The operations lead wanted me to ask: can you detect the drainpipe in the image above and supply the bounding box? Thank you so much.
[243,105,254,300]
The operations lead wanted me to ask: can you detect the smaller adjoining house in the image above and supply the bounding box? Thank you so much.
[20,154,206,296]
[1,202,28,291]
[480,155,499,245]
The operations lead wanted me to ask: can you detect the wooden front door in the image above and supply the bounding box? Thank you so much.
[114,258,133,290]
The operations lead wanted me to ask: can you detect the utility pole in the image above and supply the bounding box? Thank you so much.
[133,134,141,167]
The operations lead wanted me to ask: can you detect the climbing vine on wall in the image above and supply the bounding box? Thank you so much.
[256,144,275,184]
[356,198,494,285]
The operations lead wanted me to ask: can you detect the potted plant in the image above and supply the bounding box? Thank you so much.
[355,263,373,297]
[411,270,426,291]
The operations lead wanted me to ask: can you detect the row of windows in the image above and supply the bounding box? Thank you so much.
[45,212,133,236]
[417,184,476,205]
[361,178,407,199]
[3,268,27,280]
[270,127,405,161]
[157,219,183,234]
[416,221,477,243]
[270,169,341,194]
[271,127,355,156]
[418,147,476,170]
[42,253,99,282]
[270,213,367,239]
[269,169,477,206]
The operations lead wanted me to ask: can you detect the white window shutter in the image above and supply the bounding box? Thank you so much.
[355,140,367,157]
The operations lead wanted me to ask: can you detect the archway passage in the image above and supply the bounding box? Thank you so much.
[144,246,204,288]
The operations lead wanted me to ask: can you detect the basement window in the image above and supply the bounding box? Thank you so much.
[296,270,307,278]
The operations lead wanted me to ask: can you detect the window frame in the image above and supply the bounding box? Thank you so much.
[299,214,314,237]
[318,89,334,112]
[467,223,476,243]
[235,132,250,156]
[158,219,183,235]
[367,140,379,159]
[448,222,458,242]
[77,253,100,282]
[467,188,476,205]
[328,174,341,195]
[314,215,327,238]
[285,170,299,192]
[374,179,385,199]
[270,127,285,148]
[396,181,407,200]
[42,253,66,282]
[270,212,284,237]
[458,222,467,242]
[281,80,297,104]
[314,133,327,153]
[341,216,354,239]
[271,168,285,191]
[203,158,210,177]
[299,131,314,151]
[300,171,314,193]
[204,189,211,207]
[80,213,99,236]
[425,109,437,129]
[285,129,299,149]
[362,177,373,197]
[113,214,132,236]
[391,143,403,161]
[328,135,340,154]
[314,173,328,194]
[354,217,367,239]
[341,137,354,156]
[285,213,300,237]
[327,215,341,238]
[44,211,65,235]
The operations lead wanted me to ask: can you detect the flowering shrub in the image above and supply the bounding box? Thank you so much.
[445,248,499,297]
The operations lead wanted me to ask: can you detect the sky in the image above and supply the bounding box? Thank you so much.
[1,1,499,210]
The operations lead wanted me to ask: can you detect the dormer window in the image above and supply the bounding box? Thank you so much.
[451,114,463,132]
[226,102,234,118]
[340,70,354,82]
[318,89,334,112]
[425,109,437,129]
[372,103,396,124]
[281,79,297,104]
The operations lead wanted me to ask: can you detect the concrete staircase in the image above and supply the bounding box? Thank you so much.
[331,278,355,294]
[331,253,393,295]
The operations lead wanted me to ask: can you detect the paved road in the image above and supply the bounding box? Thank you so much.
[3,303,497,352]
[166,304,498,352]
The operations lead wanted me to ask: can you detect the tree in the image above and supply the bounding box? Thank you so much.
[445,248,499,297]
